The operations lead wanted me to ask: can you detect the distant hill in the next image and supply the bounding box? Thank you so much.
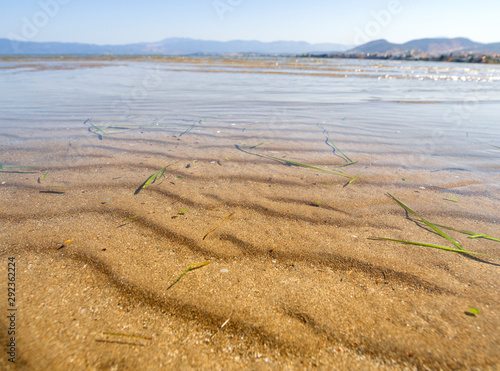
[349,38,500,55]
[0,37,351,55]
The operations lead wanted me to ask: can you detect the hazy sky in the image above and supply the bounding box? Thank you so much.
[2,0,499,46]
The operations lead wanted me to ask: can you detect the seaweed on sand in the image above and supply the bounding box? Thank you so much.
[386,193,462,250]
[0,164,38,173]
[178,119,203,137]
[235,145,355,179]
[203,212,235,240]
[316,123,356,165]
[166,262,211,291]
[134,165,170,195]
[370,194,499,260]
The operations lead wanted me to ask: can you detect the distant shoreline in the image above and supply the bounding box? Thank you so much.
[1,53,499,65]
[298,53,500,64]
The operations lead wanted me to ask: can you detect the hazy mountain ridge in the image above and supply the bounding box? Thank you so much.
[2,37,498,57]
[0,37,350,55]
[348,37,500,55]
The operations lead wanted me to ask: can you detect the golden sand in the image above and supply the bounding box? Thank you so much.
[0,122,499,370]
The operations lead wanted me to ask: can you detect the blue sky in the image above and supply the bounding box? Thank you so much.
[1,0,499,46]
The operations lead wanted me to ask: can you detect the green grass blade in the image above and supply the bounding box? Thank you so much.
[317,123,354,163]
[370,237,497,258]
[327,139,353,162]
[469,307,480,315]
[387,193,463,250]
[143,165,170,189]
[179,126,193,137]
[1,164,38,169]
[339,161,358,167]
[348,174,360,184]
[263,154,352,178]
[143,171,161,188]
[235,145,353,178]
[85,119,108,136]
[203,212,235,240]
[343,174,360,188]
[166,262,210,291]
[249,141,267,149]
[179,120,201,137]
[468,234,500,242]
[417,221,475,236]
[432,223,500,243]
[121,215,140,222]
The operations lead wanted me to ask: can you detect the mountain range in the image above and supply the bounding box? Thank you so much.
[0,37,499,56]
[349,37,500,55]
[0,37,350,55]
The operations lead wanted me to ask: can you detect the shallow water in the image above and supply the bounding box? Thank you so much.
[1,57,500,369]
[0,56,499,179]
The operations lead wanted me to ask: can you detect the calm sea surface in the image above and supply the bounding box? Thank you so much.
[1,56,499,172]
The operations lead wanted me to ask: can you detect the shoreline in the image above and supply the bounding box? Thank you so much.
[2,53,500,65]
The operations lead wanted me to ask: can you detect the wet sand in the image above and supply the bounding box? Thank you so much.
[1,120,499,370]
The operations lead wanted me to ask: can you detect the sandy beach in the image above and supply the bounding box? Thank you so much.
[1,58,499,370]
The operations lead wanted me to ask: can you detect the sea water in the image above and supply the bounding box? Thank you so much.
[0,56,499,179]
